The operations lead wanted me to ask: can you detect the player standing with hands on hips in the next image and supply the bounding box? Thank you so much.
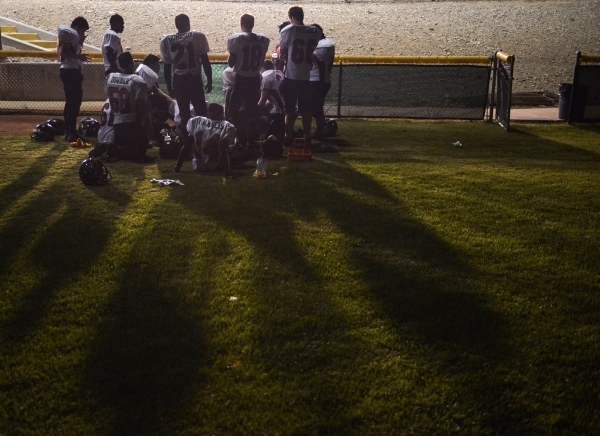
[278,6,322,146]
[160,14,212,142]
[226,14,269,147]
[57,16,90,142]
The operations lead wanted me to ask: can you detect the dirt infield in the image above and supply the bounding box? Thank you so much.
[0,115,74,136]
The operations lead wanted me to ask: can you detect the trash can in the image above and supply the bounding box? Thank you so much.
[558,83,572,120]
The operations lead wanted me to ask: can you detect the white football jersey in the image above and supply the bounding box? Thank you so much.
[57,25,82,69]
[97,99,115,143]
[227,32,270,77]
[160,31,210,75]
[310,38,335,83]
[222,67,236,92]
[261,69,285,113]
[136,64,159,89]
[105,73,148,124]
[279,24,322,80]
[187,116,237,171]
[101,29,123,71]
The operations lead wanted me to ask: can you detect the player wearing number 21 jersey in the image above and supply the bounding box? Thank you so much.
[227,14,269,145]
[160,14,212,139]
[278,6,322,144]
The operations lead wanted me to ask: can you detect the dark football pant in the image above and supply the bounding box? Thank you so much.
[228,75,261,144]
[173,74,207,136]
[60,68,84,138]
[114,122,148,162]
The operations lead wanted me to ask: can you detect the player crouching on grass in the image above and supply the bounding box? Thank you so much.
[174,104,257,175]
[105,52,154,162]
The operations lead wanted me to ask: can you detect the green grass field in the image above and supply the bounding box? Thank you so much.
[1,120,599,435]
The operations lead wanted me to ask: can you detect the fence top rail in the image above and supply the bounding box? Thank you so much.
[580,54,600,64]
[1,50,493,65]
[334,55,491,65]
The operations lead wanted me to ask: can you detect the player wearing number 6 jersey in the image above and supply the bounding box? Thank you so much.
[160,14,212,141]
[278,6,322,145]
[105,52,153,162]
[227,14,269,146]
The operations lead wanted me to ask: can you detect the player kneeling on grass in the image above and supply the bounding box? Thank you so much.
[105,52,154,162]
[174,103,256,175]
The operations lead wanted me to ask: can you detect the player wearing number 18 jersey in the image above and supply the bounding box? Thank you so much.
[227,14,269,146]
[278,6,322,145]
[160,14,212,140]
[105,52,153,162]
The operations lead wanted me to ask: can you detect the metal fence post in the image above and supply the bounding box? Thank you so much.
[489,50,498,121]
[337,62,343,118]
[567,51,581,125]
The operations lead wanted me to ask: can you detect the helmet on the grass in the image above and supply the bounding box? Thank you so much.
[324,119,338,137]
[46,119,66,136]
[158,128,182,160]
[79,158,111,186]
[78,117,101,137]
[30,123,56,142]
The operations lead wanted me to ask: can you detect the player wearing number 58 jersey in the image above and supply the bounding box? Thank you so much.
[105,52,153,162]
[227,14,269,146]
[278,6,322,145]
[160,14,212,140]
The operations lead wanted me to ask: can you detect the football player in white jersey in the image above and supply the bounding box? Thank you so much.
[174,103,257,174]
[105,52,153,162]
[160,14,212,141]
[222,66,236,120]
[278,7,322,145]
[258,59,285,140]
[57,16,90,142]
[308,24,335,140]
[102,14,124,75]
[227,14,270,146]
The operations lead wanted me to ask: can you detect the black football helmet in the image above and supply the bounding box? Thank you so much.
[324,119,338,137]
[30,123,56,142]
[261,135,283,159]
[46,119,66,136]
[78,117,101,138]
[158,128,182,160]
[79,158,111,186]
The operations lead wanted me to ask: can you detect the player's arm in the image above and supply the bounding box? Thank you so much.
[258,90,270,109]
[227,54,237,68]
[163,63,175,98]
[105,46,119,72]
[59,41,89,62]
[200,53,212,93]
[134,85,153,140]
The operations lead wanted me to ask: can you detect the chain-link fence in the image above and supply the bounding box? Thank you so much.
[1,52,499,122]
[568,52,600,123]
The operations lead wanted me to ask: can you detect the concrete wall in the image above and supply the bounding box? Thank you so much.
[0,63,106,101]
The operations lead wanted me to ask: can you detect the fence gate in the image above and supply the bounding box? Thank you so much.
[490,51,514,132]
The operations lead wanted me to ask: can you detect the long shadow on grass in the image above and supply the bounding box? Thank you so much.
[83,200,209,435]
[167,157,509,432]
[0,141,66,218]
[0,190,117,347]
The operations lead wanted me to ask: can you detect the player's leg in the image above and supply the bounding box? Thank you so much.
[189,74,207,118]
[173,74,193,140]
[245,75,262,146]
[297,80,312,144]
[174,135,195,172]
[228,77,246,141]
[280,78,298,146]
[60,69,83,141]
[310,81,330,140]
